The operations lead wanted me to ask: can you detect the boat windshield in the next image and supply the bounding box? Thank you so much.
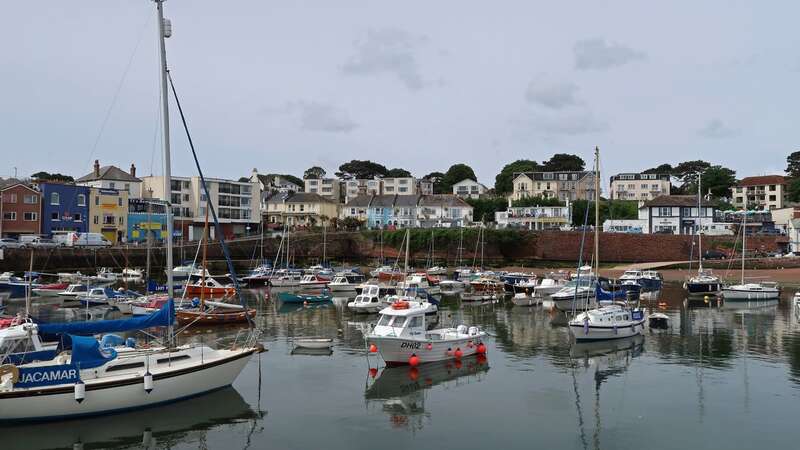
[564,278,594,288]
[377,314,391,326]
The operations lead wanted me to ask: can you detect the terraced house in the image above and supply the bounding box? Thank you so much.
[0,182,40,238]
[37,182,90,237]
[89,188,128,243]
[510,171,597,202]
[264,192,337,227]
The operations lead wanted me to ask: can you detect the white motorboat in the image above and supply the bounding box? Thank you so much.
[534,277,566,296]
[167,263,197,281]
[569,303,646,341]
[512,292,541,307]
[347,285,384,314]
[328,273,366,292]
[722,282,780,301]
[294,338,333,350]
[396,273,440,296]
[439,279,465,293]
[57,284,92,298]
[0,320,59,365]
[268,270,303,288]
[298,274,330,290]
[426,266,447,276]
[382,287,438,315]
[550,277,597,311]
[366,302,486,365]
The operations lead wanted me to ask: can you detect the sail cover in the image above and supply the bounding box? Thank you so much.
[39,299,174,335]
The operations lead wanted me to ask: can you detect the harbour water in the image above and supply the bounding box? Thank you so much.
[4,283,800,450]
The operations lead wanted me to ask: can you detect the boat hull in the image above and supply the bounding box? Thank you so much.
[569,319,646,341]
[367,335,484,365]
[721,289,779,301]
[685,282,722,296]
[551,293,596,311]
[0,349,255,422]
[175,308,256,325]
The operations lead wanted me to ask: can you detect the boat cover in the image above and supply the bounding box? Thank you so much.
[39,299,174,335]
[595,285,626,301]
[70,334,117,369]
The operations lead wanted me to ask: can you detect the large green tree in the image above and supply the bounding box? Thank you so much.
[440,164,477,194]
[787,178,800,203]
[786,151,800,178]
[571,199,639,227]
[335,160,388,179]
[494,159,541,195]
[30,171,74,182]
[699,165,736,198]
[642,164,674,174]
[423,171,446,194]
[282,174,304,188]
[543,153,585,172]
[673,160,711,189]
[385,168,412,177]
[466,197,507,223]
[303,166,326,179]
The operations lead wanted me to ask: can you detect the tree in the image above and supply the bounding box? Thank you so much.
[465,197,507,223]
[440,164,477,194]
[673,160,711,190]
[303,166,326,180]
[30,171,74,182]
[571,199,638,227]
[787,151,800,178]
[282,174,304,189]
[423,171,446,194]
[642,164,673,174]
[542,153,585,172]
[385,168,412,178]
[494,160,541,195]
[700,165,736,198]
[340,217,364,231]
[787,178,800,203]
[335,160,388,179]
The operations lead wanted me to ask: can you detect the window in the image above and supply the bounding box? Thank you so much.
[23,212,38,221]
[391,316,408,328]
[77,194,86,206]
[23,194,38,204]
[124,183,130,192]
[117,198,122,207]
[3,193,16,203]
[408,316,423,328]
[769,185,776,191]
[94,216,99,225]
[182,194,189,202]
[378,315,391,326]
[118,216,123,224]
[769,195,776,201]
[50,192,60,205]
[73,213,82,222]
[658,207,671,216]
[682,207,691,216]
[3,212,16,220]
[51,212,59,221]
[95,196,99,206]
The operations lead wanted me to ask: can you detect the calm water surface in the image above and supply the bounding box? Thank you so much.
[5,283,800,450]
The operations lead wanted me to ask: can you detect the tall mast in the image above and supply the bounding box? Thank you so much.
[697,171,703,273]
[144,194,152,294]
[741,211,746,284]
[156,0,174,299]
[200,207,209,309]
[404,228,410,273]
[594,146,600,276]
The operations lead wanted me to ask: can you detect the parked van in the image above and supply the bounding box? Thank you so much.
[64,232,112,248]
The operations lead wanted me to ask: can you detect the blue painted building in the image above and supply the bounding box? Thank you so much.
[127,199,168,244]
[367,195,397,229]
[38,182,90,236]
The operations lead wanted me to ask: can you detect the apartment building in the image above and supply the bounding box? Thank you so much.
[609,173,671,201]
[304,177,343,203]
[88,187,128,243]
[452,179,487,199]
[731,175,788,210]
[495,204,572,230]
[344,178,381,202]
[511,171,597,202]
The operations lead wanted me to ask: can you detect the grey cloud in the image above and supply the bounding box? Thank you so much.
[515,112,609,137]
[574,38,646,70]
[525,76,582,109]
[342,28,430,90]
[697,119,738,138]
[271,101,358,133]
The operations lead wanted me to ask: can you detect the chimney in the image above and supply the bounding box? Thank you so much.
[93,160,100,177]
[130,163,136,178]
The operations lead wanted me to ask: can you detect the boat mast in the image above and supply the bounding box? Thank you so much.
[145,194,152,294]
[25,249,33,317]
[404,228,410,273]
[200,207,209,309]
[594,146,600,277]
[697,171,703,273]
[741,210,746,284]
[322,222,327,265]
[156,0,174,300]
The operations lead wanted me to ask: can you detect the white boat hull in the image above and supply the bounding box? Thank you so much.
[721,288,780,301]
[0,349,255,421]
[569,319,646,341]
[347,302,383,314]
[552,296,596,311]
[328,283,357,292]
[367,335,484,365]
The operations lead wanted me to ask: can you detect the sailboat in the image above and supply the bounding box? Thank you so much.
[568,148,645,341]
[684,172,722,296]
[721,211,780,300]
[0,2,262,421]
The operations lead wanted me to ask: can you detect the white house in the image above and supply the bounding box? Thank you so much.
[417,195,473,228]
[639,195,717,235]
[76,160,142,199]
[452,179,487,199]
[496,204,571,230]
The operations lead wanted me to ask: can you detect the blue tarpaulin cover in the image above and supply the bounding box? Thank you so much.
[595,285,626,301]
[70,334,117,369]
[39,299,174,335]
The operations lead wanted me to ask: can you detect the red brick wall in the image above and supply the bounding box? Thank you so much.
[0,184,41,236]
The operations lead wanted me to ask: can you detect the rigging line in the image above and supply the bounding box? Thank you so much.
[167,71,250,323]
[85,10,153,166]
[149,80,162,177]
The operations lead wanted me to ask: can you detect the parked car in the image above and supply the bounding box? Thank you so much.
[63,232,113,248]
[0,238,21,249]
[703,249,727,260]
[23,237,63,249]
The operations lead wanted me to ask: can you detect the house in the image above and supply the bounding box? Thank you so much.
[304,177,343,203]
[381,177,417,196]
[393,195,421,228]
[0,183,41,238]
[250,169,301,194]
[452,179,487,199]
[366,195,397,229]
[141,175,260,241]
[417,195,473,228]
[76,160,142,198]
[511,171,597,202]
[344,178,382,202]
[609,173,671,201]
[264,192,338,227]
[640,195,717,235]
[37,182,90,237]
[341,195,373,222]
[602,219,648,233]
[417,179,434,195]
[768,206,800,234]
[89,188,128,243]
[127,198,168,244]
[730,175,788,210]
[496,204,572,230]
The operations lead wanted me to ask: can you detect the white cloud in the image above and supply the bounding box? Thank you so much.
[268,101,358,133]
[342,28,432,90]
[574,38,646,70]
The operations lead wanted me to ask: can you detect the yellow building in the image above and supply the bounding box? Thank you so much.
[89,188,128,243]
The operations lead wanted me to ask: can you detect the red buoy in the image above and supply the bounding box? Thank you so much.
[408,367,419,381]
[369,368,378,378]
[369,344,378,353]
[426,343,433,351]
[409,354,420,367]
[454,348,463,359]
[477,354,488,365]
[454,359,463,369]
[476,343,487,355]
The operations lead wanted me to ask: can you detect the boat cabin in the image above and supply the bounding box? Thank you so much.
[373,303,428,338]
[353,285,381,305]
[0,322,58,365]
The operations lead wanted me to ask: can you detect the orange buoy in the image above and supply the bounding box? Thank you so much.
[454,359,463,369]
[369,344,378,353]
[476,343,487,354]
[408,367,419,381]
[477,354,487,365]
[454,348,463,359]
[409,354,420,367]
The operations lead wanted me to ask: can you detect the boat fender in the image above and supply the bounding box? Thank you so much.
[476,343,487,355]
[426,343,433,351]
[446,347,453,356]
[0,364,20,384]
[144,371,154,393]
[409,354,420,367]
[613,324,618,335]
[369,344,378,353]
[74,380,85,403]
[454,348,463,359]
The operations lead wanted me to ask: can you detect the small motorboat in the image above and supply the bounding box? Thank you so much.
[57,283,92,298]
[439,279,465,293]
[175,304,256,326]
[32,283,70,297]
[277,290,332,304]
[512,292,540,307]
[77,287,141,307]
[294,338,333,349]
[184,275,236,297]
[648,312,670,329]
[298,274,330,290]
[569,302,646,341]
[347,285,384,314]
[426,266,447,276]
[328,273,366,292]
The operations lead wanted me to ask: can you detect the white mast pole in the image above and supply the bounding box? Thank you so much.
[594,147,600,277]
[156,0,174,301]
[697,171,703,273]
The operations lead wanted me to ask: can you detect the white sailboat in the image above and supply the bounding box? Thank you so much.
[722,211,780,300]
[684,171,722,296]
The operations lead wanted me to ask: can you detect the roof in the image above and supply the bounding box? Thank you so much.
[76,166,141,183]
[344,195,373,207]
[419,194,471,208]
[512,171,592,182]
[0,178,24,190]
[452,178,481,186]
[0,181,38,194]
[738,175,787,187]
[609,173,671,182]
[284,192,333,204]
[394,195,421,207]
[370,194,397,207]
[641,195,715,208]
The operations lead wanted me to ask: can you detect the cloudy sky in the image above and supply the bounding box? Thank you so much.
[3,1,798,189]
